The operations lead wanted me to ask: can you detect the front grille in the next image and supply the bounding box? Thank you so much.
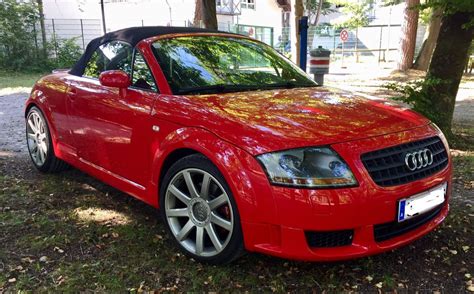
[305,230,354,248]
[361,136,448,187]
[374,204,443,242]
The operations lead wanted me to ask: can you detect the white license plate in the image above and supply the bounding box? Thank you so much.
[398,182,447,222]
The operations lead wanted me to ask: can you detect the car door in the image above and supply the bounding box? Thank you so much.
[67,41,158,188]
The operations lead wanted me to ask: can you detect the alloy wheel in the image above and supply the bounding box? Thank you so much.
[165,168,234,257]
[26,111,49,167]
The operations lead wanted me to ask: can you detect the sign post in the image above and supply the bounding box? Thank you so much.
[340,29,348,69]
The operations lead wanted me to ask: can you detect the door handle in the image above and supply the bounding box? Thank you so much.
[67,88,77,100]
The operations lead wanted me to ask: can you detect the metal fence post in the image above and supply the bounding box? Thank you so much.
[33,22,39,58]
[80,19,85,50]
[355,28,359,63]
[378,26,383,63]
[52,19,58,59]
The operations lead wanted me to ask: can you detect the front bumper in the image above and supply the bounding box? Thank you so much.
[240,124,452,261]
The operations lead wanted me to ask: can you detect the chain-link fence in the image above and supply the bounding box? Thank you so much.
[31,19,425,65]
[278,24,426,63]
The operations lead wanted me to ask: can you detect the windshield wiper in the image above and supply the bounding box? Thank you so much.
[175,81,318,95]
[175,84,257,95]
[263,81,318,90]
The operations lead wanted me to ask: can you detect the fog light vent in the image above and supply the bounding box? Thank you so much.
[305,230,354,248]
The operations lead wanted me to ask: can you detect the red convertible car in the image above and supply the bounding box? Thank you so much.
[25,26,452,264]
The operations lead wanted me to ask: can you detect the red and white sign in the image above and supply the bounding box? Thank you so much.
[340,29,349,42]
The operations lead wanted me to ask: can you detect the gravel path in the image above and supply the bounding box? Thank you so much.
[0,91,28,153]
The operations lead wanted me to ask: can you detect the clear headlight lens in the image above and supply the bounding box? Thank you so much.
[256,147,357,188]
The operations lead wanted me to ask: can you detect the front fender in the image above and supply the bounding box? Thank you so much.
[150,126,278,227]
[25,85,60,155]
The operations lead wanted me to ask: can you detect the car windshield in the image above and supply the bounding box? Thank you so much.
[152,35,318,95]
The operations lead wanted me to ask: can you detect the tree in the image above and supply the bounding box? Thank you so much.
[290,0,304,65]
[193,0,218,30]
[413,7,443,70]
[305,0,335,25]
[389,0,474,136]
[425,9,473,135]
[36,0,47,57]
[397,0,420,71]
[0,0,39,70]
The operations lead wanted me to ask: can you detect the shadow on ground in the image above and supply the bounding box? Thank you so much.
[0,151,472,292]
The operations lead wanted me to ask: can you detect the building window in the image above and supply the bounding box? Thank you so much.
[241,0,255,10]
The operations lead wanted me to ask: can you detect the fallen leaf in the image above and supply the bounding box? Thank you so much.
[21,257,34,264]
[54,247,64,254]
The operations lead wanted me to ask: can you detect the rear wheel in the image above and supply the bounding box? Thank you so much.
[160,154,244,264]
[26,106,68,173]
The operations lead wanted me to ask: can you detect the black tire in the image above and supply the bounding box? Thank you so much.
[160,154,244,264]
[26,106,68,173]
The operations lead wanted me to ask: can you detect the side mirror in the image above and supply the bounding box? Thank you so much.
[99,70,131,89]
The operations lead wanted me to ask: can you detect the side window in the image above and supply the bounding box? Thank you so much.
[131,51,158,92]
[83,41,133,79]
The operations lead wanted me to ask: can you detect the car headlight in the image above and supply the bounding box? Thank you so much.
[256,147,357,188]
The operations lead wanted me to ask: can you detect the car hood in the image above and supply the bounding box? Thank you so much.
[155,87,430,155]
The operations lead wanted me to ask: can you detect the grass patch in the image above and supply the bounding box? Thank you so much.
[0,152,473,292]
[0,70,45,91]
[451,122,474,151]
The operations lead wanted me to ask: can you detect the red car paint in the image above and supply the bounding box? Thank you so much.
[26,33,451,261]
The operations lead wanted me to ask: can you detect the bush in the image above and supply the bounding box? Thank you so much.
[52,37,83,69]
[0,0,40,71]
[0,0,82,72]
[385,78,448,131]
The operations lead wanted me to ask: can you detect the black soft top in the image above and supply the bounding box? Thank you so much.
[69,26,221,76]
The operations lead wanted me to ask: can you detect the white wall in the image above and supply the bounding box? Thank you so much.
[42,0,196,31]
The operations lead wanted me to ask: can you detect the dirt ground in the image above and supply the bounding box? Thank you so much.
[0,69,473,292]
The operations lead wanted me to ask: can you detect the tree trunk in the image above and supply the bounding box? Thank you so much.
[290,0,304,65]
[36,0,47,57]
[426,11,474,136]
[397,0,420,71]
[413,8,442,71]
[193,0,202,27]
[311,0,324,26]
[194,0,218,30]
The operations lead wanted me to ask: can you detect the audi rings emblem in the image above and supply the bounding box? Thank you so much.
[404,149,434,171]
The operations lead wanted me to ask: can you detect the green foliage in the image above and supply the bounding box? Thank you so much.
[328,0,375,28]
[54,37,83,69]
[385,78,447,128]
[0,0,82,71]
[305,0,336,16]
[420,0,474,27]
[0,0,40,70]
